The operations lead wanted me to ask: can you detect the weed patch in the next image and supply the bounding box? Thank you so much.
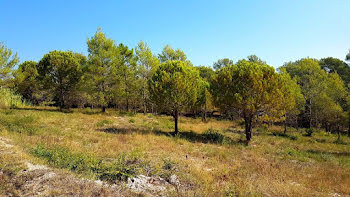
[31,145,143,182]
[0,114,38,135]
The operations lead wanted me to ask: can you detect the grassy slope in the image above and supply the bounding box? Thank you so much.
[0,107,350,196]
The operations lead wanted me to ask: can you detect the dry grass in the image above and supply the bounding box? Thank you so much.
[1,107,350,196]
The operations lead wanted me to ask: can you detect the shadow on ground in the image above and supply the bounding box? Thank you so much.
[13,107,73,113]
[100,126,247,146]
[306,149,350,157]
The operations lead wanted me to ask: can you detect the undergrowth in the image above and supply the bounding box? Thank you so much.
[31,145,141,182]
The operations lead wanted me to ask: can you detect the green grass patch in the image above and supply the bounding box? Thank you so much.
[31,145,142,182]
[96,119,113,127]
[0,113,38,135]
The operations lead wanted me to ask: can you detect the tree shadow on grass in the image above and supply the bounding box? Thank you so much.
[305,149,350,157]
[269,131,298,141]
[13,107,73,113]
[99,126,247,146]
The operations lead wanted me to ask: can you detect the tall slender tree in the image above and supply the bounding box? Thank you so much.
[86,28,119,112]
[135,41,160,113]
[117,43,138,112]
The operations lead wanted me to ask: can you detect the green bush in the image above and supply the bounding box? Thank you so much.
[0,88,28,109]
[305,128,314,137]
[202,128,235,145]
[129,118,135,123]
[118,111,136,117]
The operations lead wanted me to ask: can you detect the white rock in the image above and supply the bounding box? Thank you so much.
[126,175,169,193]
[26,162,49,171]
[169,175,180,186]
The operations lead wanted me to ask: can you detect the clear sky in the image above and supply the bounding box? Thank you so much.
[1,0,349,68]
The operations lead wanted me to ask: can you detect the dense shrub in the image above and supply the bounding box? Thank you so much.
[305,128,314,137]
[202,128,235,145]
[0,88,28,108]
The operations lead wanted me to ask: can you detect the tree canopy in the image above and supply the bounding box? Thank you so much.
[211,57,287,142]
[213,58,233,70]
[0,42,19,86]
[37,50,85,109]
[149,60,200,134]
[86,28,119,112]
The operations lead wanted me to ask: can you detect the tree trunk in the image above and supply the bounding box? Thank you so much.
[59,87,65,110]
[296,117,299,132]
[126,97,129,112]
[143,81,147,114]
[174,110,179,135]
[348,114,350,137]
[124,69,129,112]
[102,106,106,113]
[202,103,207,122]
[309,99,312,128]
[284,114,287,134]
[244,116,253,142]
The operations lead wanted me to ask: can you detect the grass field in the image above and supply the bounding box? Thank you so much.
[1,107,350,196]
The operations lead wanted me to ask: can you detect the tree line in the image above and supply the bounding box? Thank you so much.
[0,28,349,142]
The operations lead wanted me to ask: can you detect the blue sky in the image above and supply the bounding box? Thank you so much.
[1,0,349,68]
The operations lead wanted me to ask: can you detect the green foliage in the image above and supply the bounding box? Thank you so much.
[196,66,214,82]
[12,61,43,105]
[320,57,350,85]
[117,43,138,111]
[247,55,266,64]
[86,28,119,112]
[203,128,225,143]
[37,50,85,109]
[0,42,19,86]
[305,128,314,137]
[211,56,286,141]
[135,41,160,113]
[158,44,188,63]
[0,88,27,109]
[149,60,200,112]
[282,58,347,131]
[212,58,233,70]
